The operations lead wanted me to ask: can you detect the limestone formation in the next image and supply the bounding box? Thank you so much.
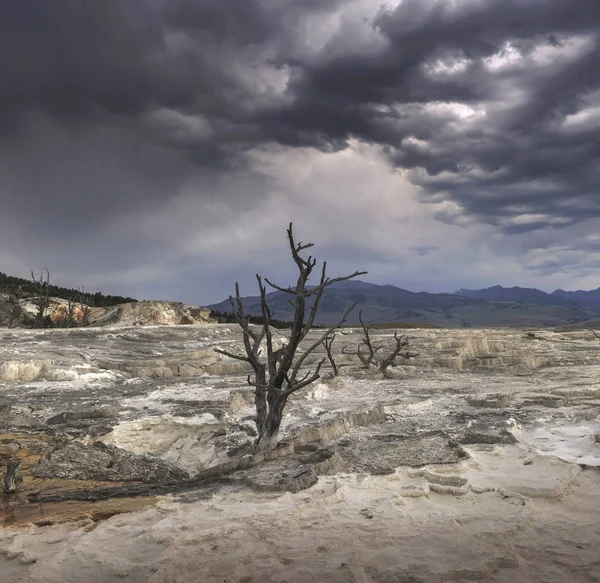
[0,296,214,329]
[86,301,213,327]
[0,323,599,583]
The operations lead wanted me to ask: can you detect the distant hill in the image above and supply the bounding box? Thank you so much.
[552,287,600,302]
[453,285,578,307]
[454,284,600,319]
[208,281,600,328]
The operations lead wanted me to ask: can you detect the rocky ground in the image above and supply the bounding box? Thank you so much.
[1,324,600,582]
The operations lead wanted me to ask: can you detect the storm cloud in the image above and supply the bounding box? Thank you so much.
[1,0,600,302]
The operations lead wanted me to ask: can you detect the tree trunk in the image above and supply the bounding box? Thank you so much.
[254,368,268,443]
[218,224,366,454]
[255,395,287,453]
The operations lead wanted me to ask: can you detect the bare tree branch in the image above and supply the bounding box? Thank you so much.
[213,348,251,363]
[304,270,368,296]
[264,279,295,294]
[30,268,51,329]
[286,359,325,394]
[286,301,357,390]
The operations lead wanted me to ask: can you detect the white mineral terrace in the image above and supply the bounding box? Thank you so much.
[1,324,600,582]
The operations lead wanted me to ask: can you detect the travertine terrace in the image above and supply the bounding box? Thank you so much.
[1,324,600,582]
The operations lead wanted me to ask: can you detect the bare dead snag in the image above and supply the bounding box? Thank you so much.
[30,268,51,328]
[592,330,600,341]
[343,311,382,368]
[79,288,91,326]
[56,293,78,328]
[378,331,419,373]
[214,282,269,438]
[346,312,418,373]
[215,223,366,452]
[322,332,345,376]
[59,287,91,328]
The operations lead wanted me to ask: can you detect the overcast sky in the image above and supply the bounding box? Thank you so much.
[1,0,600,305]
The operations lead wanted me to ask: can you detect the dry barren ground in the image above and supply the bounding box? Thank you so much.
[1,324,600,582]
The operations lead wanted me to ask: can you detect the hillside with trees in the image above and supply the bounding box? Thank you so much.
[0,271,137,307]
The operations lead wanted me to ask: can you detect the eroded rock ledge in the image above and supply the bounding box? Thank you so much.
[1,324,599,526]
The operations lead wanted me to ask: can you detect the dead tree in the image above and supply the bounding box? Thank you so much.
[64,294,78,328]
[30,268,51,328]
[57,287,91,328]
[593,330,600,341]
[376,331,418,372]
[343,311,383,368]
[345,311,418,373]
[322,332,345,376]
[79,289,91,326]
[215,223,366,452]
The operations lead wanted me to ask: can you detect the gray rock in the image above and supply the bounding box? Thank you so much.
[461,429,518,445]
[46,409,115,425]
[32,442,189,483]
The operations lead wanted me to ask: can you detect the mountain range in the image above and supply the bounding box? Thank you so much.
[207,281,600,328]
[455,284,600,305]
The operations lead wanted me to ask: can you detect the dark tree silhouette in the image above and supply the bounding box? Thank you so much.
[215,223,366,452]
[30,268,51,329]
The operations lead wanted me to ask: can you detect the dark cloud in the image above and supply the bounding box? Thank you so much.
[0,1,347,220]
[0,2,164,125]
[5,1,598,203]
[257,0,600,231]
[2,0,600,299]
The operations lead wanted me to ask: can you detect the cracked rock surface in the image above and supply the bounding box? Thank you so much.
[1,324,600,582]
